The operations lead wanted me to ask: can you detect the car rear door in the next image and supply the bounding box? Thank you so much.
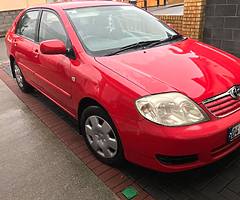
[13,10,40,84]
[32,10,73,112]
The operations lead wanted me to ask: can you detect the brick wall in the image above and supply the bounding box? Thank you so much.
[203,0,240,57]
[168,0,184,4]
[155,0,206,40]
[182,0,206,40]
[0,10,21,37]
[156,15,183,33]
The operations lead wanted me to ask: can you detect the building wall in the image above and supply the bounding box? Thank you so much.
[157,15,183,33]
[203,0,240,58]
[155,0,206,40]
[0,9,22,37]
[136,0,165,8]
[0,0,52,37]
[182,0,206,40]
[168,0,184,5]
[0,0,47,11]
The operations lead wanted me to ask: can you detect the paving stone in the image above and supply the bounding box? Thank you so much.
[220,188,240,200]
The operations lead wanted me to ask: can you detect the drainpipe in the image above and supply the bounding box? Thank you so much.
[144,0,147,10]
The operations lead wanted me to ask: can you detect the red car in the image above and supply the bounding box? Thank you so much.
[5,1,240,172]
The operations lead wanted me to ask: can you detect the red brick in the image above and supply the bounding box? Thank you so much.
[143,196,155,200]
[40,113,59,123]
[99,168,121,182]
[117,192,128,200]
[64,135,82,150]
[38,111,56,121]
[105,173,128,189]
[31,107,51,117]
[61,134,79,146]
[72,144,88,156]
[86,159,102,170]
[77,149,92,159]
[68,137,84,150]
[51,123,69,133]
[112,179,134,193]
[93,164,111,176]
[41,114,61,123]
[53,127,74,138]
[81,154,96,164]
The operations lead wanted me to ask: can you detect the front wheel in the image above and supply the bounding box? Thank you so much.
[80,106,124,166]
[13,62,33,93]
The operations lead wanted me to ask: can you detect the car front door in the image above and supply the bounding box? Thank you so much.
[14,10,40,84]
[32,10,74,112]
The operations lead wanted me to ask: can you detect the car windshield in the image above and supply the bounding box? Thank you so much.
[66,5,179,56]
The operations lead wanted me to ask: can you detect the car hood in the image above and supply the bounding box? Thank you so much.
[95,39,240,103]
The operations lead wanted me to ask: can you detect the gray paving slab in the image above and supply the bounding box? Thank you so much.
[0,37,8,63]
[148,5,184,15]
[0,79,117,200]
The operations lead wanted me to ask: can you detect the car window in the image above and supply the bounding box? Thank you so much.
[16,10,39,41]
[39,11,67,44]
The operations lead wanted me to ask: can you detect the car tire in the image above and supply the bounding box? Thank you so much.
[13,62,33,93]
[80,106,124,166]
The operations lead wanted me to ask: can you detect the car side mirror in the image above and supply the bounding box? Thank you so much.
[40,39,66,55]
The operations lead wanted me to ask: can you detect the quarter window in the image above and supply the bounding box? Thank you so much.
[16,11,39,40]
[39,11,67,44]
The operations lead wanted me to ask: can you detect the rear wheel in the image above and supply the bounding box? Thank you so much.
[14,62,33,93]
[80,106,124,166]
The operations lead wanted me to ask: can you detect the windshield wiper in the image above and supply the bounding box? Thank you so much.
[147,34,184,48]
[105,40,165,56]
[105,35,184,56]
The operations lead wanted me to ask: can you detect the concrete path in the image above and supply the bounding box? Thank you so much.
[0,37,8,63]
[0,78,117,200]
[148,4,184,15]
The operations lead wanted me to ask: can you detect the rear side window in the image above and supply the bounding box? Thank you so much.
[39,11,67,44]
[16,10,39,41]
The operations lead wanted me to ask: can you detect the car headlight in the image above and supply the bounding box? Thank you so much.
[135,92,209,126]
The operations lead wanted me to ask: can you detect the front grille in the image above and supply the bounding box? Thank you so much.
[203,87,240,118]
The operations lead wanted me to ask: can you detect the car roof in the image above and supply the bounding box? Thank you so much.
[29,1,130,10]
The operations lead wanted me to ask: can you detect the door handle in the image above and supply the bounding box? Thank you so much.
[13,39,17,47]
[33,49,39,58]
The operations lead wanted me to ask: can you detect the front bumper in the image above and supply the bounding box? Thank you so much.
[121,109,240,172]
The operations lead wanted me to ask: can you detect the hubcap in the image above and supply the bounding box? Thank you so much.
[14,64,24,88]
[85,116,118,158]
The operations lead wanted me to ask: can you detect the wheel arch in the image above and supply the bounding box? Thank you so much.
[78,97,108,120]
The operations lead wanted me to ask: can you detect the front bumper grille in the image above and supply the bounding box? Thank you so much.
[203,86,240,118]
[156,154,198,165]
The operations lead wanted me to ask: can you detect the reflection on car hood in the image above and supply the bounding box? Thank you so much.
[95,39,240,103]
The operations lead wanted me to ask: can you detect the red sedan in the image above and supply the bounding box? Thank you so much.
[5,1,240,172]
